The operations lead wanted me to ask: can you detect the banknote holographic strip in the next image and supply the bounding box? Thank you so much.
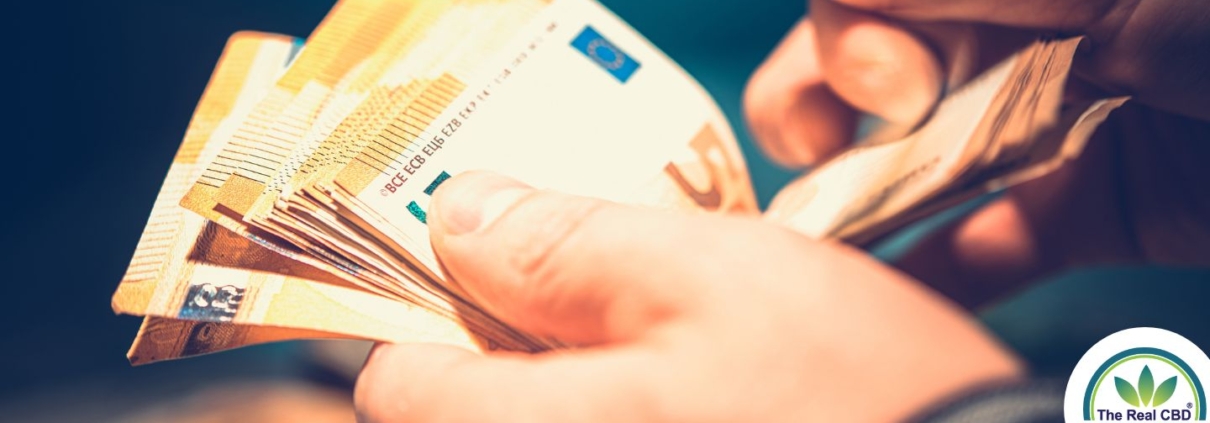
[178,283,245,322]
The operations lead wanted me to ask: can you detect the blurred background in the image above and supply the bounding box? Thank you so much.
[4,0,1208,421]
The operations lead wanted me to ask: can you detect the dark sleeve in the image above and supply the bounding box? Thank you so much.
[907,380,1065,423]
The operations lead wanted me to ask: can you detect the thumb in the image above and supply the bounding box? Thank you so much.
[427,171,731,345]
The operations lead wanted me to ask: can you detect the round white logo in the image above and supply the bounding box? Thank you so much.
[1065,328,1210,421]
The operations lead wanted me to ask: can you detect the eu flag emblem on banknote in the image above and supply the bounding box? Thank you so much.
[571,26,639,83]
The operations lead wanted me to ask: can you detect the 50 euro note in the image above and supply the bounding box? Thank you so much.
[218,0,755,297]
[115,31,301,315]
[315,0,760,346]
[117,0,757,364]
[178,0,390,228]
[172,1,666,351]
[170,0,592,354]
[304,0,756,281]
[764,36,1130,244]
[225,0,757,350]
[175,0,434,299]
[114,32,486,364]
[224,0,557,224]
[232,1,593,350]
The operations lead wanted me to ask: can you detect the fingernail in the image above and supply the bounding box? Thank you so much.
[432,172,532,236]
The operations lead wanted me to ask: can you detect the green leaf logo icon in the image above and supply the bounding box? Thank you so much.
[1153,376,1178,407]
[1117,376,1141,407]
[1140,366,1155,406]
[1116,365,1180,407]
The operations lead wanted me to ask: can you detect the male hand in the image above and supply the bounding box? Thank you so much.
[355,172,1021,422]
[745,0,1210,308]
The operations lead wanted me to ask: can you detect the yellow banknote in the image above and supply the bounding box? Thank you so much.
[116,31,301,315]
[115,31,512,365]
[179,0,389,230]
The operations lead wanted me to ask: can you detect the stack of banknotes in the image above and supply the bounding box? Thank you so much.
[112,0,1128,365]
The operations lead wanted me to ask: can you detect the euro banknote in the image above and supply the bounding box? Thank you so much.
[764,36,1129,244]
[113,0,1123,364]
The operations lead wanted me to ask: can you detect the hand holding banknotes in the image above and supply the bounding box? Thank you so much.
[355,172,1021,422]
[354,0,1210,421]
[747,0,1210,308]
[99,0,1208,416]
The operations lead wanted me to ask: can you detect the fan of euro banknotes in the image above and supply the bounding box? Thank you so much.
[112,0,1128,365]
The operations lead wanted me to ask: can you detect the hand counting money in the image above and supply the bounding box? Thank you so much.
[113,0,1124,364]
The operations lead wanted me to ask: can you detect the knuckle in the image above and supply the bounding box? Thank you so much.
[743,63,802,158]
